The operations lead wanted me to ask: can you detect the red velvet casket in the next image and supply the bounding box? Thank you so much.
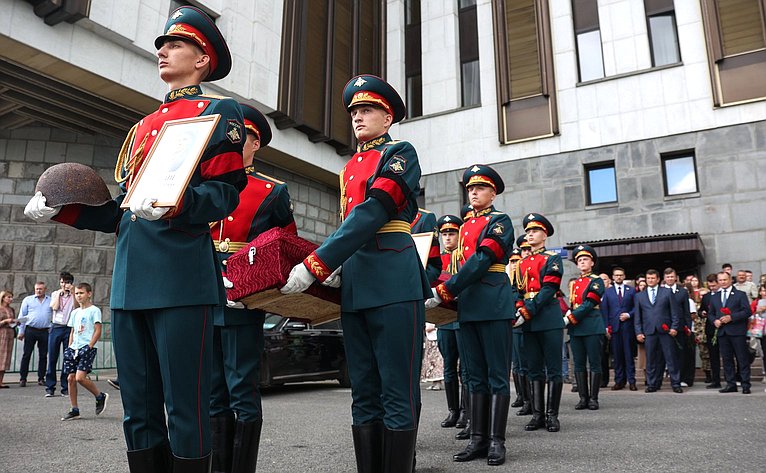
[224,227,341,324]
[426,272,457,325]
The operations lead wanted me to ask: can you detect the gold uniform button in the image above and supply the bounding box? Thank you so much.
[471,219,476,224]
[198,102,204,108]
[222,260,227,266]
[357,156,363,162]
[227,216,234,221]
[151,130,158,136]
[266,183,272,189]
[130,214,137,222]
[162,107,168,114]
[349,175,354,180]
[348,197,353,203]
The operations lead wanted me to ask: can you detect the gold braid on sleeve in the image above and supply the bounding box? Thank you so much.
[114,125,148,185]
[338,167,347,222]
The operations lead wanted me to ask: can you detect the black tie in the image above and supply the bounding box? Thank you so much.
[618,286,623,303]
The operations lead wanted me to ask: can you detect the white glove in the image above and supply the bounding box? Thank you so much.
[322,267,342,288]
[130,197,170,221]
[226,300,245,309]
[24,192,60,222]
[563,316,570,327]
[425,288,442,310]
[280,263,316,294]
[513,314,525,328]
[222,276,234,289]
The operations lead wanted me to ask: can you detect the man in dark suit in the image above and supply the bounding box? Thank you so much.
[663,268,695,387]
[633,269,683,393]
[709,271,752,394]
[701,274,721,388]
[600,267,637,390]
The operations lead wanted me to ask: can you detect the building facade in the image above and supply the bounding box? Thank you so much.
[1,0,765,315]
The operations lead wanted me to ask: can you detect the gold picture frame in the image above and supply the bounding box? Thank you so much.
[121,114,221,209]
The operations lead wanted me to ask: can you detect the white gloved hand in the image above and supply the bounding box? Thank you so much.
[226,300,245,309]
[563,316,570,327]
[222,276,234,289]
[280,263,316,294]
[513,314,525,328]
[322,267,342,288]
[130,197,170,221]
[24,192,60,222]
[424,288,442,310]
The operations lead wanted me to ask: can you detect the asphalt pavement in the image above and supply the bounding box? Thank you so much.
[1,372,765,472]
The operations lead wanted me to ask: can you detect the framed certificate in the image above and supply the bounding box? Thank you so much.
[412,232,434,269]
[121,114,221,209]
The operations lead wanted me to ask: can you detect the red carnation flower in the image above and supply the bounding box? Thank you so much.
[662,323,669,332]
[607,326,612,335]
[721,308,731,315]
[683,326,691,336]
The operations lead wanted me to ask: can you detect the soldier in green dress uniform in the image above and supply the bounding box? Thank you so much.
[564,245,606,410]
[412,209,442,283]
[209,104,295,473]
[427,165,516,466]
[281,74,430,473]
[515,213,565,433]
[24,6,246,472]
[434,214,465,429]
[511,235,533,416]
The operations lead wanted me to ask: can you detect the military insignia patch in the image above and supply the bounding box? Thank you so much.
[471,165,481,173]
[354,77,367,87]
[552,263,560,271]
[593,283,600,290]
[389,156,406,174]
[492,223,504,235]
[226,120,243,144]
[528,213,536,220]
[171,10,183,19]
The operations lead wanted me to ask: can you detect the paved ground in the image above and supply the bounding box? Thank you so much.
[1,371,765,472]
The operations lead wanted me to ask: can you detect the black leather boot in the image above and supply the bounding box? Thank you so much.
[487,394,510,466]
[211,414,235,473]
[574,372,589,410]
[704,370,712,383]
[453,393,490,462]
[455,384,468,428]
[511,373,523,408]
[455,387,471,440]
[545,380,563,432]
[382,427,417,473]
[441,380,460,427]
[588,373,601,411]
[524,380,545,431]
[126,442,172,473]
[352,422,384,473]
[172,452,213,473]
[231,419,262,473]
[516,375,532,416]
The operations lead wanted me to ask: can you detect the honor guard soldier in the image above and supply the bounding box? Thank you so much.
[209,104,295,473]
[25,6,247,472]
[412,209,442,283]
[564,245,606,410]
[426,165,516,466]
[514,213,565,433]
[281,74,430,473]
[433,215,467,430]
[511,235,533,416]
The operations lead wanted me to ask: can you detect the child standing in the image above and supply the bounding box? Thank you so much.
[61,283,108,421]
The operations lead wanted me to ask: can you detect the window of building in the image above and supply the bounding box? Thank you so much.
[699,0,766,106]
[585,162,617,205]
[405,0,423,118]
[459,0,480,107]
[491,0,558,143]
[572,0,604,82]
[644,1,681,67]
[661,152,698,196]
[274,0,384,153]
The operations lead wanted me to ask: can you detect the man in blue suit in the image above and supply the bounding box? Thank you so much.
[600,267,636,391]
[633,269,683,393]
[709,271,752,394]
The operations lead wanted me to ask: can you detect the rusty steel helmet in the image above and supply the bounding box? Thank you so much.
[35,163,112,207]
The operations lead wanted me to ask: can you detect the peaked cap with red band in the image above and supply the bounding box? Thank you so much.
[573,244,597,264]
[343,74,407,124]
[437,214,461,233]
[516,234,532,249]
[523,212,554,236]
[462,164,505,194]
[240,103,272,147]
[155,6,232,82]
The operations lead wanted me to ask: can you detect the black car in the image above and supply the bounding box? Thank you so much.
[260,314,349,388]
